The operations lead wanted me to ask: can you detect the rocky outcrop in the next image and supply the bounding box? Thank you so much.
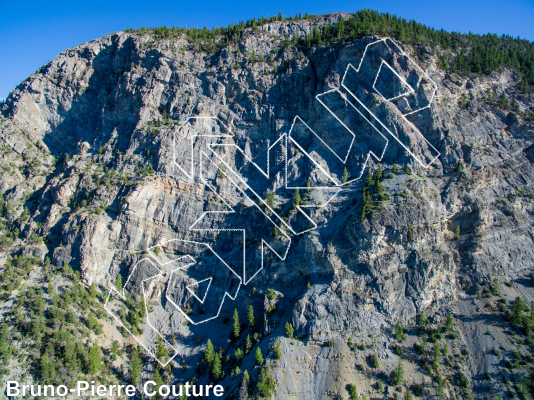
[1,13,534,399]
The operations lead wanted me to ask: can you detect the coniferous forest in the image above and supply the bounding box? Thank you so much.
[125,9,534,92]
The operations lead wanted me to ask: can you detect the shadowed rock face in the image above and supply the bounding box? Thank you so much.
[1,13,534,399]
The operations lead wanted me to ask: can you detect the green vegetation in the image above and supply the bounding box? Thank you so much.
[413,384,423,396]
[247,305,255,328]
[395,321,407,341]
[348,383,358,399]
[256,365,276,397]
[201,339,224,380]
[233,308,241,338]
[293,188,301,208]
[0,256,137,386]
[266,192,275,209]
[457,372,469,388]
[125,9,534,91]
[498,92,510,109]
[245,334,252,354]
[444,313,454,333]
[284,322,295,339]
[234,347,244,361]
[370,354,379,368]
[255,346,263,365]
[87,344,102,373]
[273,341,282,359]
[239,375,248,399]
[4,7,534,396]
[361,165,389,220]
[129,349,142,385]
[390,359,404,385]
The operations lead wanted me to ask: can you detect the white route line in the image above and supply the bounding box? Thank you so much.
[104,255,182,367]
[162,239,243,325]
[341,37,440,168]
[201,148,293,283]
[312,89,390,185]
[104,36,442,365]
[186,277,212,304]
[372,60,415,102]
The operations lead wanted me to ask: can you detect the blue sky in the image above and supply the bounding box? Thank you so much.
[1,0,533,100]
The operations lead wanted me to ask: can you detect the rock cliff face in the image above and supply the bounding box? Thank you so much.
[1,12,534,399]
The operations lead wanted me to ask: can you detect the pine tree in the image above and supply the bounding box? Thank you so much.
[204,339,215,365]
[88,344,102,374]
[445,314,454,332]
[433,342,440,365]
[211,352,222,379]
[391,359,404,385]
[248,305,254,328]
[130,349,142,385]
[245,335,252,354]
[293,188,301,208]
[233,308,241,338]
[111,340,119,361]
[394,321,406,341]
[255,346,263,365]
[342,167,348,184]
[512,97,520,112]
[370,354,379,368]
[40,353,52,383]
[0,323,8,355]
[284,322,294,339]
[256,366,276,397]
[153,368,163,400]
[234,347,244,360]
[499,92,510,109]
[511,296,527,326]
[239,375,248,400]
[349,383,358,400]
[455,225,461,240]
[64,340,76,369]
[376,163,383,179]
[90,282,97,298]
[155,335,170,373]
[273,341,282,359]
[115,274,123,292]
